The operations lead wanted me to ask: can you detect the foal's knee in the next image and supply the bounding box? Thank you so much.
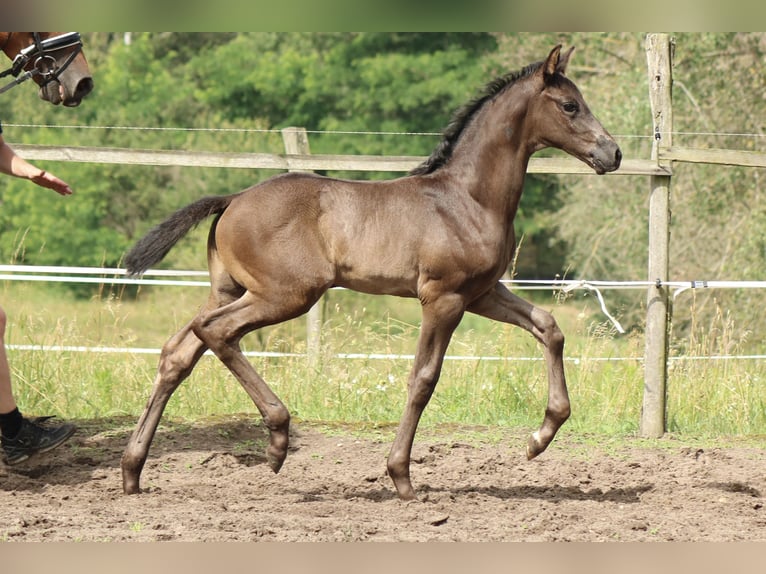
[534,308,564,351]
[548,322,565,353]
[408,364,442,407]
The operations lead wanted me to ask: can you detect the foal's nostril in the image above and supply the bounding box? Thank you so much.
[615,148,622,165]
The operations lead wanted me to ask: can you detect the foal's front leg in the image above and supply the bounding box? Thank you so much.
[468,282,570,459]
[387,295,465,500]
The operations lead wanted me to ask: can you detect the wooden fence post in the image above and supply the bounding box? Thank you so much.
[281,127,323,366]
[641,34,674,437]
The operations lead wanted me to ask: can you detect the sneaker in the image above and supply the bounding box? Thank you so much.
[1,416,76,465]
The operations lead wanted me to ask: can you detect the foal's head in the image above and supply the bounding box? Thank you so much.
[526,45,621,174]
[411,45,621,177]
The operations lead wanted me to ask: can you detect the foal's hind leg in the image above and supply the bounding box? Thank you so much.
[191,290,305,474]
[121,323,208,494]
[468,282,570,459]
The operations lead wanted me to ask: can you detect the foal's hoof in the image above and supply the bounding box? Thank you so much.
[266,447,287,474]
[526,431,546,460]
[121,462,142,495]
[398,491,420,502]
[122,475,142,495]
[389,473,418,501]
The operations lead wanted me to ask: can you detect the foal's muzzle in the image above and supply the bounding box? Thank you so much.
[590,137,622,174]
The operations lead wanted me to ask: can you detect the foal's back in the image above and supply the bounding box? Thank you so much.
[215,171,505,299]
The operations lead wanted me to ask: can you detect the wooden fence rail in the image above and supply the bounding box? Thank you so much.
[12,143,677,175]
[13,144,764,172]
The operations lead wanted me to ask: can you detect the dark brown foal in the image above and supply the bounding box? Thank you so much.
[121,45,621,500]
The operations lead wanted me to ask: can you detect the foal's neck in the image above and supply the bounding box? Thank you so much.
[439,85,536,223]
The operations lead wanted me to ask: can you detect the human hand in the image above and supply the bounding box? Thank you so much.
[31,170,73,196]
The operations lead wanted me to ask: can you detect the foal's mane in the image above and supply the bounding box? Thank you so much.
[410,60,544,176]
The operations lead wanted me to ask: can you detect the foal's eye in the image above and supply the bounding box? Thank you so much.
[562,102,579,114]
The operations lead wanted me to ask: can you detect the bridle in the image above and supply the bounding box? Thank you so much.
[0,32,83,95]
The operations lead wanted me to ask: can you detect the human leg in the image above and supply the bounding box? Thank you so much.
[0,304,76,465]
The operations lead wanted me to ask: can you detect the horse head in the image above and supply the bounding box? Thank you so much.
[527,45,622,174]
[0,32,93,106]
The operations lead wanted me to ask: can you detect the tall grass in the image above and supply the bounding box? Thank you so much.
[3,281,765,438]
[666,303,766,436]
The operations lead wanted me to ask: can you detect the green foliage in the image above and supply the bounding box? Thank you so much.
[190,32,498,158]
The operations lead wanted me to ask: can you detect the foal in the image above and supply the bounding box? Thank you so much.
[121,45,621,500]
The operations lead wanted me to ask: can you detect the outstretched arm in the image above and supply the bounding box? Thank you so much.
[0,135,73,196]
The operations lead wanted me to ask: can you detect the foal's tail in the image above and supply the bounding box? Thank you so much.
[124,194,235,276]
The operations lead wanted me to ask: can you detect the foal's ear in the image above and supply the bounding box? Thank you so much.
[556,46,575,75]
[542,45,575,81]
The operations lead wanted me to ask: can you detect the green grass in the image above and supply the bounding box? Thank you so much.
[3,280,765,439]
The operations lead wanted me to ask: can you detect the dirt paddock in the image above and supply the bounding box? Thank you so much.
[1,415,764,542]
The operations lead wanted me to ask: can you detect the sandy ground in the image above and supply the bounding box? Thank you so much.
[1,415,764,542]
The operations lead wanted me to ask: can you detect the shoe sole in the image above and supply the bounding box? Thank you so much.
[3,425,77,466]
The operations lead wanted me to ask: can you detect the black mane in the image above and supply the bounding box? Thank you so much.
[410,60,544,176]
